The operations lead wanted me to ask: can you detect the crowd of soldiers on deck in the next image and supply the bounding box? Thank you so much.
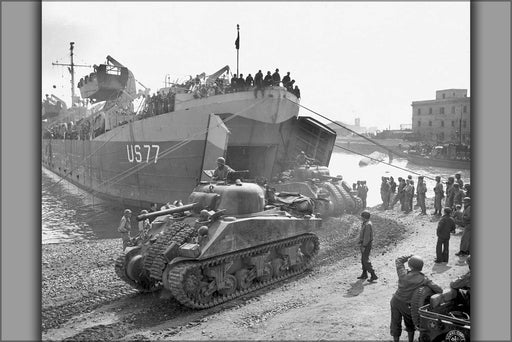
[139,68,302,117]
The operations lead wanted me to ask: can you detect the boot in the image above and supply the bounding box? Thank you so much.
[357,271,368,279]
[368,270,378,282]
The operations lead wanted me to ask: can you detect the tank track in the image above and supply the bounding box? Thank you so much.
[167,234,319,309]
[322,182,345,216]
[335,185,356,214]
[114,249,160,293]
[143,220,185,271]
[148,222,197,280]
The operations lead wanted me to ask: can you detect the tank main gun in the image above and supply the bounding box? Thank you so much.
[106,55,125,68]
[136,203,197,221]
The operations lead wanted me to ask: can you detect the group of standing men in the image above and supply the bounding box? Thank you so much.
[231,69,301,99]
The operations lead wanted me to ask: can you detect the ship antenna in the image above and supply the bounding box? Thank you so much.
[52,42,91,107]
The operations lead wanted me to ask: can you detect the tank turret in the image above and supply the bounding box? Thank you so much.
[115,181,320,309]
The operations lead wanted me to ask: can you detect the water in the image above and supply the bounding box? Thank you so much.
[42,168,123,244]
[41,151,470,244]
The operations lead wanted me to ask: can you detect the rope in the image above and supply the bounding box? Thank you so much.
[286,97,442,181]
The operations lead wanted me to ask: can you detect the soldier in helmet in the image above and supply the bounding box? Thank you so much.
[390,254,443,342]
[212,156,234,181]
[117,209,132,250]
[357,211,378,282]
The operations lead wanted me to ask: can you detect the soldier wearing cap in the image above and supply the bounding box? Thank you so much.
[416,176,427,215]
[432,176,444,216]
[212,156,234,181]
[117,209,132,250]
[456,197,472,256]
[390,254,442,342]
[357,211,378,282]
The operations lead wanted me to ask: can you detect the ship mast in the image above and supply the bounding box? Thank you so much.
[52,42,91,107]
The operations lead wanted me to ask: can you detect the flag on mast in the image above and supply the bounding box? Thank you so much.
[235,24,240,50]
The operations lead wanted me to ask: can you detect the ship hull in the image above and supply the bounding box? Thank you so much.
[42,88,335,208]
[404,154,471,170]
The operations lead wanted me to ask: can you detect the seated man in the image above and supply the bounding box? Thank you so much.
[212,157,234,181]
[450,255,471,313]
[296,151,315,166]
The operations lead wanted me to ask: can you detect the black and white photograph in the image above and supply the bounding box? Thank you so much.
[41,2,474,341]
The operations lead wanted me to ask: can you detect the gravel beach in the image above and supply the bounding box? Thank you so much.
[42,198,470,341]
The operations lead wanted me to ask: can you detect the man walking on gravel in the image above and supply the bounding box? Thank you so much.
[390,255,443,342]
[357,211,378,282]
[118,209,132,250]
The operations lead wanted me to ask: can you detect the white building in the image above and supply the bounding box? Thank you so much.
[411,89,470,144]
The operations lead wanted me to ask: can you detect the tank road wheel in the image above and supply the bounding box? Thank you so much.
[256,263,273,283]
[235,269,253,290]
[300,239,317,257]
[218,274,237,296]
[271,258,285,277]
[180,267,212,304]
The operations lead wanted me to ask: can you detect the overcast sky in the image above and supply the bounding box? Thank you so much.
[42,2,470,130]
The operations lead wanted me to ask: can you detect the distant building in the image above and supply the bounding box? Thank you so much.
[411,89,470,144]
[327,118,367,136]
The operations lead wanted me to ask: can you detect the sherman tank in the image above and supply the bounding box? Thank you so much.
[115,179,320,309]
[271,164,363,217]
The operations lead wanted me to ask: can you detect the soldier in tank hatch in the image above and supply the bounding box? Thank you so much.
[212,157,234,181]
[390,255,443,342]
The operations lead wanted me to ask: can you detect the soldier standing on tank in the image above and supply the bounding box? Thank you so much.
[390,255,443,342]
[117,209,132,250]
[357,211,378,282]
[416,176,427,215]
[432,176,444,216]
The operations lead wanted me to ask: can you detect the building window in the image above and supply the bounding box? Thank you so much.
[463,120,467,128]
[463,105,467,113]
[441,120,444,127]
[452,121,455,127]
[429,121,432,127]
[451,106,455,114]
[442,93,446,99]
[429,107,432,114]
[417,108,421,115]
[440,107,445,114]
[418,121,421,127]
